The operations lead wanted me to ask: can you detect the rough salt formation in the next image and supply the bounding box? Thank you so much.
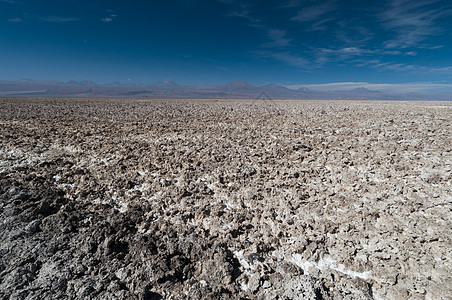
[0,97,451,299]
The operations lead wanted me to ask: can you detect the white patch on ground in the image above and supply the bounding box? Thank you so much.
[147,191,163,203]
[60,146,79,154]
[233,250,252,272]
[112,194,128,213]
[224,201,234,210]
[0,148,43,173]
[290,253,371,280]
[174,175,184,187]
[137,182,151,193]
[240,281,249,292]
[100,158,113,165]
[234,250,259,292]
[118,201,128,213]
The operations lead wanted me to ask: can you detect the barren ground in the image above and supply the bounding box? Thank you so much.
[0,97,451,299]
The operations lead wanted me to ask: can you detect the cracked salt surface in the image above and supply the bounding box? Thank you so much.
[235,250,373,293]
[290,254,372,280]
[233,251,254,292]
[1,98,451,299]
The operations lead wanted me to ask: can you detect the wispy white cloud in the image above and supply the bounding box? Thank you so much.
[227,9,262,29]
[288,81,368,91]
[309,18,335,31]
[263,29,292,47]
[335,22,374,44]
[381,0,452,48]
[287,81,452,93]
[421,65,452,73]
[322,47,373,56]
[375,62,416,71]
[1,0,21,3]
[352,58,452,74]
[41,16,79,23]
[8,17,22,22]
[315,47,376,65]
[278,0,303,9]
[420,45,444,49]
[215,0,236,4]
[220,1,291,49]
[291,1,336,22]
[102,11,117,23]
[316,46,420,66]
[219,0,449,73]
[382,50,401,55]
[352,58,419,72]
[11,13,80,23]
[252,51,309,68]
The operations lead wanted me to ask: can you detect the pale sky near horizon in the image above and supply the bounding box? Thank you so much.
[2,0,452,93]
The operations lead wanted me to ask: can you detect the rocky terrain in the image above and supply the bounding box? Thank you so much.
[0,97,451,299]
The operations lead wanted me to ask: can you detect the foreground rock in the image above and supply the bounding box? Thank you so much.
[0,98,451,299]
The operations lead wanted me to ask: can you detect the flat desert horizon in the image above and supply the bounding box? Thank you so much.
[1,97,451,299]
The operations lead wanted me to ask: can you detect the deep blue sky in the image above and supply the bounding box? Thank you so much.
[2,0,452,93]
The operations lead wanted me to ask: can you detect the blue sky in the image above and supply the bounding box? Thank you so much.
[2,0,452,93]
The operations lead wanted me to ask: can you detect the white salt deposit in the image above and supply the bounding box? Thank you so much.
[290,253,371,280]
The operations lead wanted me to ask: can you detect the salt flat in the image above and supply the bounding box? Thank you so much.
[1,98,451,299]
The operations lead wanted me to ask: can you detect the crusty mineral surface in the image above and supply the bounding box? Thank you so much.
[1,97,451,299]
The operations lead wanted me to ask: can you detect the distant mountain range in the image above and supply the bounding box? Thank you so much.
[1,79,451,100]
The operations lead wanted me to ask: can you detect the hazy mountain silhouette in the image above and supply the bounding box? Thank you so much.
[150,81,181,88]
[221,81,256,93]
[0,79,451,100]
[349,87,381,94]
[297,87,310,92]
[260,83,292,93]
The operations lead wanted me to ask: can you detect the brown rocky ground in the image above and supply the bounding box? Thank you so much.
[0,97,451,299]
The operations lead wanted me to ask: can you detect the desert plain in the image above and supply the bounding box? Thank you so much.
[0,97,451,299]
